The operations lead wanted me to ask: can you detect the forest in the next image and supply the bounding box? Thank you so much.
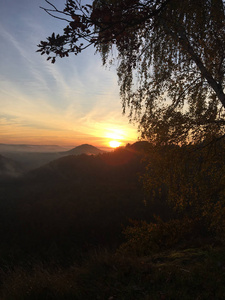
[0,141,225,299]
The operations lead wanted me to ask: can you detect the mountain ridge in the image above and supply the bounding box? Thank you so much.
[26,141,148,183]
[62,144,106,156]
[0,143,108,173]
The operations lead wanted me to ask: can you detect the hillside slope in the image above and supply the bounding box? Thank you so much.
[1,144,106,171]
[0,154,24,178]
[63,144,105,156]
[0,142,167,252]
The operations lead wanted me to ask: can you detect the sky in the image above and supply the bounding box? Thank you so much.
[0,0,139,149]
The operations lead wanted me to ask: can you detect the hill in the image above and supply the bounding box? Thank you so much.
[63,144,105,156]
[0,154,24,178]
[28,143,143,181]
[0,144,107,171]
[0,141,224,299]
[0,142,167,254]
[0,143,68,153]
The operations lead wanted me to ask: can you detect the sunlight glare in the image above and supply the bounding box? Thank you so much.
[109,140,121,148]
[105,129,125,141]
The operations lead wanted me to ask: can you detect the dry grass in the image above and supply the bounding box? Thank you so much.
[0,246,225,300]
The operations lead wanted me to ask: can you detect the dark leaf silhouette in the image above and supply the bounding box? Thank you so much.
[37,0,225,144]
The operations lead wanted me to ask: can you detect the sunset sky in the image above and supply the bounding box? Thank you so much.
[0,0,138,149]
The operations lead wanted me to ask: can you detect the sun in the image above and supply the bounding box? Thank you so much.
[105,128,125,148]
[109,140,121,148]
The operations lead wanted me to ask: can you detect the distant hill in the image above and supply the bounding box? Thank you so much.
[27,142,147,182]
[0,141,169,252]
[0,143,106,171]
[17,142,152,247]
[0,143,69,153]
[0,154,24,178]
[63,144,105,156]
[129,141,151,152]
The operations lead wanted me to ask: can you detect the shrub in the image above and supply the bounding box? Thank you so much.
[119,217,200,256]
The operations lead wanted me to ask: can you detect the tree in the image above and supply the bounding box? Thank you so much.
[37,0,225,144]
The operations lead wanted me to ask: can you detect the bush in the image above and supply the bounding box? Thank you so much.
[119,217,201,256]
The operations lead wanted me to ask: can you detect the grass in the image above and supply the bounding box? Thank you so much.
[0,245,225,300]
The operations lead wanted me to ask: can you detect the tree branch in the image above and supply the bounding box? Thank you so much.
[161,18,225,109]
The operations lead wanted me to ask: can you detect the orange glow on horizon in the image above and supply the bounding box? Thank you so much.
[109,140,122,148]
[0,120,137,149]
[105,128,127,149]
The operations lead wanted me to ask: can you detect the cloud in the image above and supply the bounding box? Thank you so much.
[0,3,138,147]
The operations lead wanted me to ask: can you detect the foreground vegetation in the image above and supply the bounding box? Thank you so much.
[1,245,225,299]
[0,142,225,299]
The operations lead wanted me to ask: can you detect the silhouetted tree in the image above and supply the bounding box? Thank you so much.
[38,0,225,144]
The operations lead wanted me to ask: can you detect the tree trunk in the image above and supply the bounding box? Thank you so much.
[162,18,225,109]
[177,27,225,109]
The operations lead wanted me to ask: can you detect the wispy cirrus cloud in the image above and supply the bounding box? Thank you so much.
[0,0,138,147]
